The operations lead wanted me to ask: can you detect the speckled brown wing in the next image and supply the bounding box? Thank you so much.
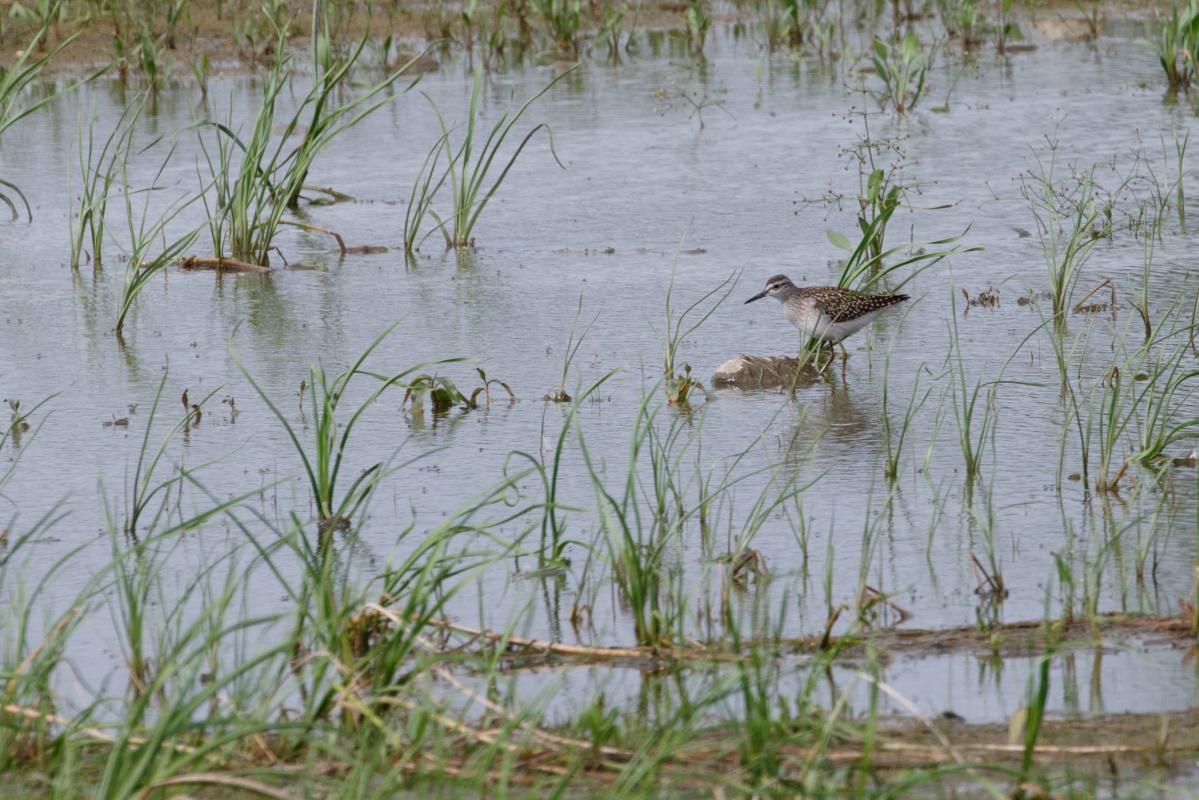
[807,287,909,322]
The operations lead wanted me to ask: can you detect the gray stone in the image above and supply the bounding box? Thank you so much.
[712,355,811,389]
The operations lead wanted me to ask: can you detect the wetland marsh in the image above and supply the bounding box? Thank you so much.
[1,0,1199,796]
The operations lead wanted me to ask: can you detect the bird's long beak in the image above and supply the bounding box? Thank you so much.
[744,290,767,304]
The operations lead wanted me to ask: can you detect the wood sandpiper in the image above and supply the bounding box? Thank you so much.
[744,275,909,351]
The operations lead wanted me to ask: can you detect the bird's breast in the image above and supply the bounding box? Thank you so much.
[782,297,820,334]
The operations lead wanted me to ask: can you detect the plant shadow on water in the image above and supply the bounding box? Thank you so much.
[1,3,1199,795]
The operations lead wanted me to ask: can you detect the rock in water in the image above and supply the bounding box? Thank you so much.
[712,355,808,389]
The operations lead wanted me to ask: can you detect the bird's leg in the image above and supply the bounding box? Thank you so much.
[838,342,849,364]
[813,340,834,375]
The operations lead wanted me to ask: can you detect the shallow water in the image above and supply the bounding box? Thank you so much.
[467,633,1198,727]
[2,22,1198,729]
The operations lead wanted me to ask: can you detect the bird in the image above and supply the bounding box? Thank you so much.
[744,275,908,351]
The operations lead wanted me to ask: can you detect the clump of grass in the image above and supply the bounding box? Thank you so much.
[189,52,209,102]
[507,374,612,568]
[0,14,91,220]
[0,512,85,773]
[995,0,1015,53]
[853,168,900,264]
[799,115,915,265]
[231,322,464,533]
[828,192,975,296]
[0,394,54,496]
[817,118,976,301]
[118,374,212,538]
[405,66,572,252]
[880,322,933,482]
[870,32,932,115]
[762,0,818,49]
[547,295,600,403]
[1076,0,1103,40]
[598,1,632,57]
[199,22,412,266]
[533,0,580,55]
[685,0,712,55]
[403,368,515,419]
[7,0,68,36]
[404,374,474,418]
[938,0,984,47]
[229,0,292,63]
[662,260,736,406]
[1016,654,1053,791]
[1022,141,1100,324]
[402,129,451,257]
[1037,291,1196,494]
[580,395,687,647]
[101,0,189,85]
[114,132,201,337]
[1126,342,1199,469]
[69,99,144,270]
[1152,1,1199,90]
[946,289,1041,482]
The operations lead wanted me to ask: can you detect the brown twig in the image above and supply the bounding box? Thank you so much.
[362,603,736,662]
[1072,277,1116,317]
[1,703,197,754]
[5,608,78,696]
[301,184,355,202]
[278,220,347,255]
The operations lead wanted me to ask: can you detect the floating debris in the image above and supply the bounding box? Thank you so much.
[962,286,999,311]
[179,256,270,273]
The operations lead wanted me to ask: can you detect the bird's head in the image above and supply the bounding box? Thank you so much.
[744,275,795,304]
